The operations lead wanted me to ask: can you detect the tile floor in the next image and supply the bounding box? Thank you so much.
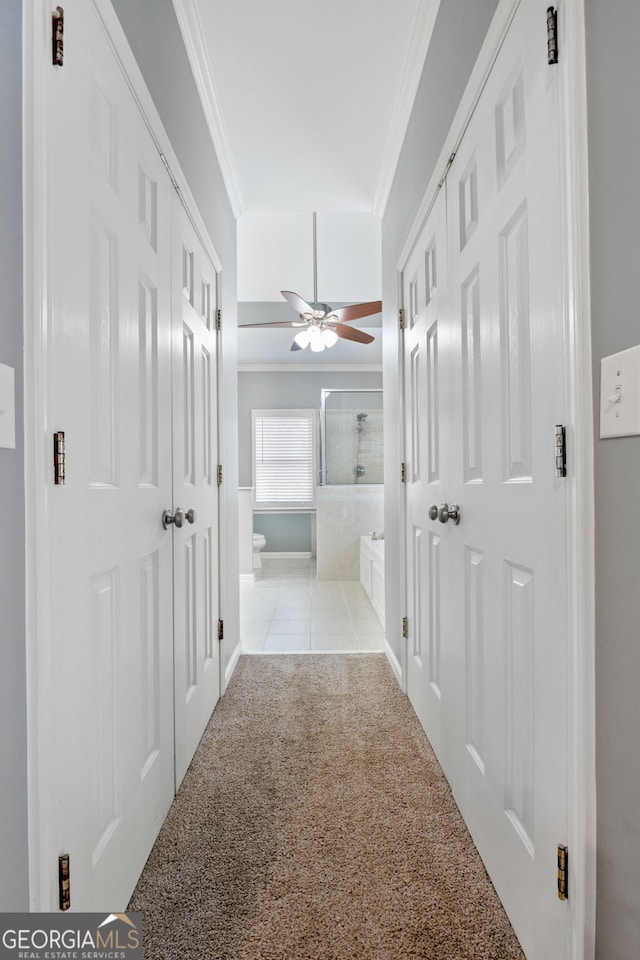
[240,558,385,654]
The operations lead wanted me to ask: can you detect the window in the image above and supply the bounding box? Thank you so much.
[252,409,317,509]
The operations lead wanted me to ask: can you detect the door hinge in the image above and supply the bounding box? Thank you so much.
[217,619,224,642]
[438,152,457,189]
[58,853,70,911]
[217,464,223,486]
[401,462,407,483]
[159,153,180,192]
[547,6,558,64]
[53,431,66,485]
[398,307,405,330]
[216,308,222,331]
[555,424,566,477]
[402,616,409,640]
[557,844,568,900]
[52,6,64,66]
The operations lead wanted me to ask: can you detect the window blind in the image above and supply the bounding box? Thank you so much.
[253,410,316,508]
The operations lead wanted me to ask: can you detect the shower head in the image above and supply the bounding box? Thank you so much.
[356,411,368,437]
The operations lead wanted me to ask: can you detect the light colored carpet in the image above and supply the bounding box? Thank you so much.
[129,655,525,960]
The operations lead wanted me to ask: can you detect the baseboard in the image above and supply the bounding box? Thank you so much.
[261,552,313,560]
[239,573,255,583]
[242,650,387,657]
[382,636,402,686]
[224,641,242,690]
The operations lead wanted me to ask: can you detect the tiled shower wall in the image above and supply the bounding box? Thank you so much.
[325,409,384,484]
[316,485,384,580]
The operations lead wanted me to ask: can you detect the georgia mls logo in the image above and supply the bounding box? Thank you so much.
[0,912,143,960]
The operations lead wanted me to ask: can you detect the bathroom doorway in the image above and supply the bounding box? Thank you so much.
[237,374,385,653]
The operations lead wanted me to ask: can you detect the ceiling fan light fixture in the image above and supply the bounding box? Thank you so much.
[293,329,310,349]
[243,222,381,354]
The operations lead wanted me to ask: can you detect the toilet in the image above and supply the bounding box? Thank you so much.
[252,533,266,569]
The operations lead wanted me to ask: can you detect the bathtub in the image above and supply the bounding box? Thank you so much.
[360,536,385,627]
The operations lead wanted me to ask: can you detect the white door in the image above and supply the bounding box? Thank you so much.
[445,2,569,953]
[171,197,221,787]
[48,0,175,908]
[402,189,449,761]
[403,1,570,956]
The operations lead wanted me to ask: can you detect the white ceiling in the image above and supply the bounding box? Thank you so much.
[175,0,440,216]
[173,0,439,364]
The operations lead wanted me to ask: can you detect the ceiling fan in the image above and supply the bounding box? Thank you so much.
[239,213,382,352]
[241,290,382,352]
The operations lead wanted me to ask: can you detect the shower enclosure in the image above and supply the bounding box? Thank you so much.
[320,389,383,485]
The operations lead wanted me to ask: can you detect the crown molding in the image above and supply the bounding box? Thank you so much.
[172,0,244,217]
[373,0,442,218]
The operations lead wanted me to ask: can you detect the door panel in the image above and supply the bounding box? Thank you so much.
[172,198,221,787]
[403,1,569,956]
[461,267,482,483]
[48,0,175,909]
[402,190,448,759]
[463,545,485,773]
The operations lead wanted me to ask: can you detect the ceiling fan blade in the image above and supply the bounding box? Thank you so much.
[238,321,306,329]
[281,290,315,315]
[334,323,375,345]
[327,300,382,324]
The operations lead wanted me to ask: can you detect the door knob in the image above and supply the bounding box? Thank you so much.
[162,507,186,529]
[428,505,439,521]
[437,502,461,525]
[162,507,196,529]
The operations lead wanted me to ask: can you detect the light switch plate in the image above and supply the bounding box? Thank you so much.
[600,345,640,438]
[0,363,16,449]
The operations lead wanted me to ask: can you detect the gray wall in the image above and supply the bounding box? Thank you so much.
[381,0,499,666]
[239,370,382,552]
[238,370,383,484]
[112,0,240,674]
[254,513,313,553]
[0,0,29,911]
[585,2,640,956]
